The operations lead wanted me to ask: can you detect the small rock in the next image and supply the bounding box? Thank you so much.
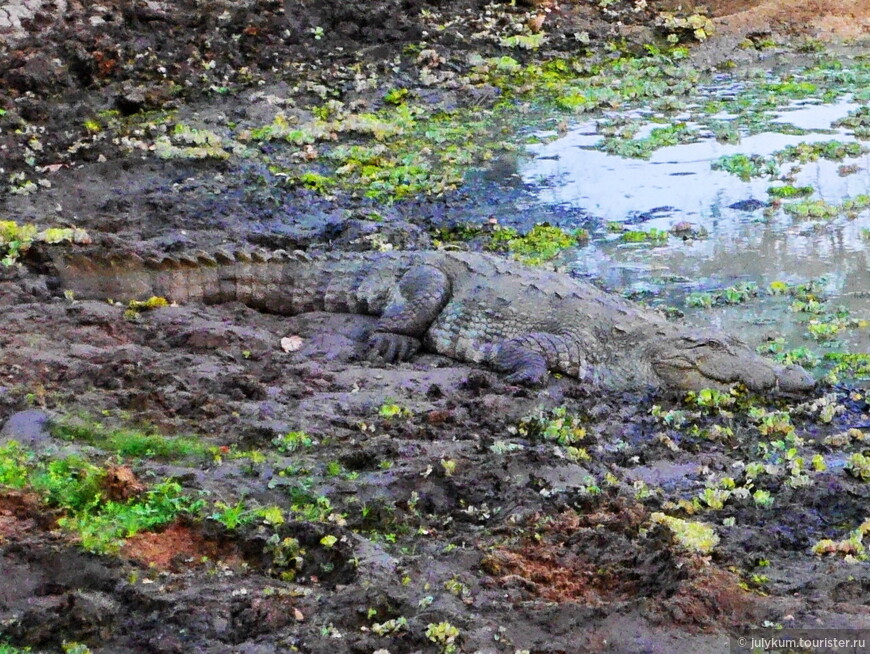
[670,221,696,235]
[115,82,147,115]
[0,410,53,447]
[281,335,304,352]
[728,198,766,212]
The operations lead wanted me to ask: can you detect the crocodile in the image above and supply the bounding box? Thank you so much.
[54,248,815,393]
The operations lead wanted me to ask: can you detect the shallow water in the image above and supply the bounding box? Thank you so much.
[519,79,870,361]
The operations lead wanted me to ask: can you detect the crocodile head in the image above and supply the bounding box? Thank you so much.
[647,332,815,394]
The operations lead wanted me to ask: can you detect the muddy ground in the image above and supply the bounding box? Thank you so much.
[2,1,870,653]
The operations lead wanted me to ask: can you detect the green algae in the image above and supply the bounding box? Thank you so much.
[767,185,814,198]
[713,141,867,183]
[783,194,870,219]
[490,224,588,265]
[824,353,870,379]
[833,105,870,138]
[620,228,670,244]
[598,123,698,159]
[712,154,779,181]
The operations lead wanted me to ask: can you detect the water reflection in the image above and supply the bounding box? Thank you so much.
[519,93,870,351]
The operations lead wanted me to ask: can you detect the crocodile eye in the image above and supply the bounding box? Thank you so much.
[692,338,726,350]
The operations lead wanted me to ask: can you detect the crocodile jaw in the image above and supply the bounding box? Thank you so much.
[648,332,815,393]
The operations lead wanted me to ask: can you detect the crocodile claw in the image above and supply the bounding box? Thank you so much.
[368,331,421,364]
[493,339,549,386]
[504,367,548,386]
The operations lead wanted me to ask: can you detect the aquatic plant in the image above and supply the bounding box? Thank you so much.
[0,221,90,266]
[651,513,719,554]
[426,621,461,654]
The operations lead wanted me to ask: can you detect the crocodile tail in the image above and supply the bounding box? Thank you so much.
[54,248,310,305]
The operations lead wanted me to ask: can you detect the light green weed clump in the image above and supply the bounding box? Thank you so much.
[651,512,719,554]
[0,221,90,265]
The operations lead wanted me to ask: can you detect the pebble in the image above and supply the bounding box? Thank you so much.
[0,409,53,447]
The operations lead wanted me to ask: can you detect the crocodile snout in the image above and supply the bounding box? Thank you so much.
[650,332,817,394]
[775,364,816,393]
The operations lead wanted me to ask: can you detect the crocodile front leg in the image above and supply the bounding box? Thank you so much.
[369,265,451,363]
[492,332,585,385]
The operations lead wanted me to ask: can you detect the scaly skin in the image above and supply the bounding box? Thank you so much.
[55,248,816,393]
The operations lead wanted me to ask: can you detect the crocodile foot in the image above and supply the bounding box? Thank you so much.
[368,331,421,363]
[493,340,549,386]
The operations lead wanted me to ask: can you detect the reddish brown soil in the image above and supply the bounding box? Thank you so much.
[0,491,52,542]
[121,521,245,571]
[711,0,870,40]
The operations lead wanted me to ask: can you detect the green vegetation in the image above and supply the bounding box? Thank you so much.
[49,52,870,216]
[777,140,865,163]
[489,224,588,264]
[782,199,838,219]
[483,48,698,113]
[0,221,90,266]
[846,453,870,482]
[62,644,93,654]
[500,32,545,50]
[0,441,202,553]
[812,519,870,559]
[710,121,741,144]
[685,282,759,308]
[620,228,670,244]
[824,353,870,379]
[426,621,461,654]
[154,123,231,160]
[124,296,171,319]
[371,616,409,636]
[651,513,719,554]
[773,346,821,369]
[383,88,410,105]
[0,644,31,654]
[767,185,813,199]
[783,194,870,220]
[265,533,305,581]
[515,406,586,447]
[685,388,736,413]
[272,431,315,453]
[378,402,412,419]
[833,106,870,138]
[59,478,202,553]
[250,105,491,202]
[657,11,714,43]
[714,141,866,182]
[209,500,256,530]
[712,154,778,181]
[53,419,209,460]
[514,406,590,462]
[598,123,698,159]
